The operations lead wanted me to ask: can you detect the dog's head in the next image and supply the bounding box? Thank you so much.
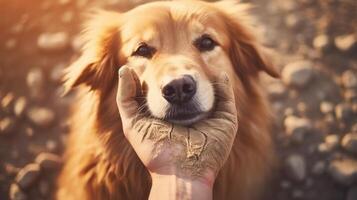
[64,0,279,125]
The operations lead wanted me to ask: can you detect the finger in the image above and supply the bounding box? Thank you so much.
[116,66,140,123]
[214,72,237,115]
[130,68,143,97]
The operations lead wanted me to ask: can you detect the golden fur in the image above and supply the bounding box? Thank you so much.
[57,1,279,199]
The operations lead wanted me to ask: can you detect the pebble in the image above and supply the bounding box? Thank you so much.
[15,163,41,189]
[26,68,45,100]
[341,70,357,89]
[285,154,306,182]
[282,60,314,88]
[4,163,20,175]
[13,97,27,117]
[284,115,312,143]
[284,107,296,116]
[312,160,326,175]
[272,102,284,113]
[35,152,62,170]
[328,158,357,185]
[37,32,70,52]
[285,14,301,29]
[345,89,357,102]
[39,180,50,196]
[11,149,19,159]
[297,102,307,114]
[334,34,356,52]
[305,178,314,187]
[46,140,59,152]
[280,0,297,11]
[288,89,299,99]
[6,38,17,50]
[325,134,340,148]
[26,68,44,88]
[347,185,357,200]
[11,23,24,34]
[0,117,16,135]
[342,133,357,154]
[1,92,15,112]
[27,107,55,128]
[352,123,357,133]
[353,103,357,113]
[313,34,331,52]
[292,189,304,199]
[59,119,70,132]
[50,63,65,83]
[318,143,333,154]
[9,184,27,200]
[316,87,331,101]
[267,82,287,99]
[324,113,336,130]
[280,180,291,189]
[320,101,334,114]
[0,174,6,182]
[335,103,354,122]
[25,126,34,138]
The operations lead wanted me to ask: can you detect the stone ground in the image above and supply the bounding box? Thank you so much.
[0,0,356,199]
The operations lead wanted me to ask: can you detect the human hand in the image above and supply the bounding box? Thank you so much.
[116,66,238,186]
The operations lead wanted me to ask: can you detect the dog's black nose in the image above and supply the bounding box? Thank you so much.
[162,75,196,104]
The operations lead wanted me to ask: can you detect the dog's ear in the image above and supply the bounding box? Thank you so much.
[63,10,122,93]
[214,1,280,78]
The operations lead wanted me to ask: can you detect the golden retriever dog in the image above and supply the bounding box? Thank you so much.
[57,0,280,199]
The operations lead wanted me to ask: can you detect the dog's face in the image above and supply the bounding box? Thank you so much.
[64,0,279,125]
[120,2,234,125]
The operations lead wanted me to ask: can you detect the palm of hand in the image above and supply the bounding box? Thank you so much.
[117,66,237,180]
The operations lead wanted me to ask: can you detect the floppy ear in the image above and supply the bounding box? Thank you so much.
[63,10,122,93]
[214,0,280,78]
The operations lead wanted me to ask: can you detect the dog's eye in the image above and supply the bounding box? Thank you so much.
[194,35,217,52]
[132,43,156,58]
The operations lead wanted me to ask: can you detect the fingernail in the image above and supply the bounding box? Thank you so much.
[118,69,122,77]
[119,66,128,78]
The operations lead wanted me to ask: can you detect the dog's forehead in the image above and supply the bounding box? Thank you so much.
[119,1,228,46]
[121,1,219,33]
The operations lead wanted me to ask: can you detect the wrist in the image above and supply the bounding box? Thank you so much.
[150,172,215,200]
[149,165,216,188]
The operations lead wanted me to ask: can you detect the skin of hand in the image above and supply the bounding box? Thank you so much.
[116,66,238,188]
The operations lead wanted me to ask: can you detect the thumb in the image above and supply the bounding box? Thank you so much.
[116,66,141,125]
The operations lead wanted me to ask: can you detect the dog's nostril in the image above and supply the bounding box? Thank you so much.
[162,85,175,97]
[182,83,194,94]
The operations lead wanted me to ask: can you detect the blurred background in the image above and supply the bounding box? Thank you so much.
[0,0,356,199]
